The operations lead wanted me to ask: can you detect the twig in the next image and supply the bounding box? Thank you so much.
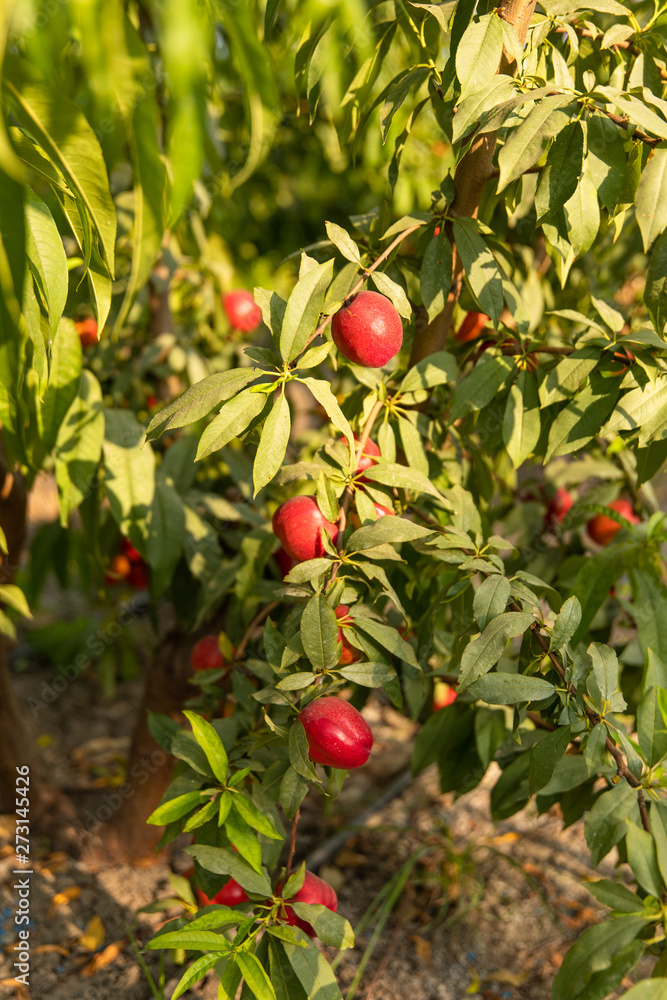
[335,398,385,553]
[234,601,280,660]
[601,109,660,147]
[285,808,300,881]
[302,224,424,354]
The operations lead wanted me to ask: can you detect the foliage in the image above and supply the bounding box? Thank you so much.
[3,0,667,997]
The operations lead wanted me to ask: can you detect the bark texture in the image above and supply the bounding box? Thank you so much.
[409,0,538,365]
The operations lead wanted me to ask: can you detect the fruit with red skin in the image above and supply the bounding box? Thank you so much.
[587,499,640,547]
[196,877,248,907]
[127,560,149,589]
[332,291,403,368]
[146,394,158,409]
[280,870,337,938]
[339,434,381,474]
[299,696,373,769]
[455,312,489,345]
[272,496,338,563]
[334,605,360,665]
[275,546,295,578]
[120,538,142,562]
[75,317,98,348]
[433,681,457,711]
[222,290,262,332]
[350,501,394,529]
[191,635,228,674]
[546,488,573,526]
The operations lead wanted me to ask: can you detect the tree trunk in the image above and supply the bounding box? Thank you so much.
[0,447,78,846]
[409,0,538,365]
[85,627,194,864]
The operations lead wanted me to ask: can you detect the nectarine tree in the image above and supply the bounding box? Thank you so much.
[2,0,667,997]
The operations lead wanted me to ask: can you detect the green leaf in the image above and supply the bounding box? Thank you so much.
[103,409,155,543]
[448,356,515,422]
[621,983,667,999]
[650,800,667,887]
[604,378,667,446]
[564,171,600,258]
[586,113,627,213]
[280,259,334,362]
[379,67,431,143]
[300,594,339,671]
[550,596,582,652]
[290,904,354,950]
[297,342,333,370]
[196,389,269,461]
[253,389,291,496]
[41,319,82,453]
[458,612,534,689]
[146,480,185,597]
[347,517,434,551]
[528,726,572,794]
[288,722,319,782]
[171,954,223,1000]
[420,230,453,322]
[545,380,618,461]
[585,782,639,865]
[337,662,397,686]
[325,221,361,264]
[233,794,282,840]
[282,940,344,1000]
[5,71,116,280]
[188,844,272,896]
[184,711,229,784]
[455,13,504,100]
[503,371,541,468]
[638,687,667,767]
[147,790,207,825]
[626,820,663,897]
[55,370,104,525]
[369,269,412,319]
[399,351,458,393]
[588,642,619,701]
[452,75,516,144]
[467,672,556,704]
[146,371,261,441]
[451,219,503,324]
[237,951,278,1000]
[534,122,584,222]
[300,377,354,466]
[473,576,511,631]
[635,146,667,251]
[268,940,309,1000]
[585,879,644,913]
[497,95,572,191]
[551,916,647,1000]
[352,614,418,667]
[0,584,31,619]
[219,958,243,1000]
[24,189,67,337]
[280,766,310,819]
[361,462,445,500]
[646,231,667,334]
[146,928,233,952]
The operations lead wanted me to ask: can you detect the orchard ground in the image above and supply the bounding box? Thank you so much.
[0,652,653,1000]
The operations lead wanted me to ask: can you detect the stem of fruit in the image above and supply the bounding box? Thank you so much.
[234,601,280,661]
[285,808,300,881]
[335,398,385,553]
[300,224,425,356]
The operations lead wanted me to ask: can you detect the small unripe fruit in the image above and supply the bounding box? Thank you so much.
[281,871,337,938]
[332,291,403,368]
[546,488,573,526]
[334,605,360,665]
[222,290,262,332]
[75,317,98,348]
[196,877,248,907]
[587,499,640,547]
[433,681,457,711]
[299,696,373,769]
[191,635,228,674]
[455,312,489,345]
[272,496,338,563]
[105,553,132,584]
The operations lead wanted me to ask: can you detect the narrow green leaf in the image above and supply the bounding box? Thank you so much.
[188,844,272,896]
[467,672,556,704]
[473,576,511,631]
[456,13,504,99]
[300,594,339,671]
[645,230,667,334]
[528,726,572,794]
[282,940,344,1000]
[503,371,541,468]
[253,389,291,496]
[420,230,453,322]
[55,370,104,525]
[451,219,503,323]
[550,596,582,652]
[280,259,334,362]
[196,389,269,461]
[458,612,535,689]
[183,711,229,784]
